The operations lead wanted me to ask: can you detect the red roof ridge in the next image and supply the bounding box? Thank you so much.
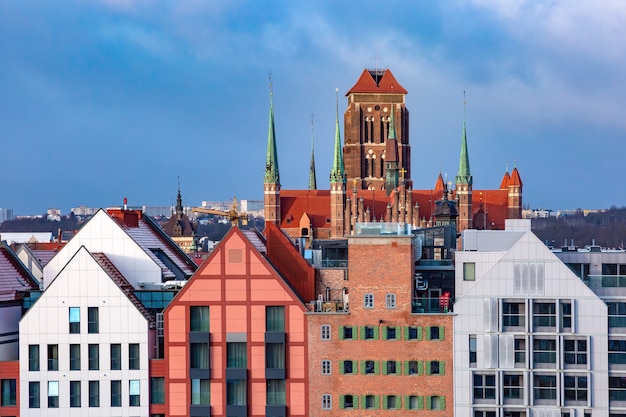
[346,69,408,95]
[500,171,510,189]
[509,167,523,186]
[434,173,445,191]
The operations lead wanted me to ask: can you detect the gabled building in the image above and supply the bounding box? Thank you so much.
[163,224,312,417]
[454,220,609,417]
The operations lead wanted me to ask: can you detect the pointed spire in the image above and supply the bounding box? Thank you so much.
[456,91,473,186]
[309,114,317,190]
[330,88,346,183]
[264,73,280,185]
[388,105,396,140]
[175,176,183,216]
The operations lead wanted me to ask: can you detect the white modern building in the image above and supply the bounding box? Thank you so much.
[454,219,610,417]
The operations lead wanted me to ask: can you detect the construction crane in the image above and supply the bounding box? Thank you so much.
[191,197,248,227]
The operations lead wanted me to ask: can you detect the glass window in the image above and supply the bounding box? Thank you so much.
[88,344,99,370]
[365,360,375,374]
[515,338,526,365]
[386,361,397,374]
[364,326,375,340]
[343,394,355,409]
[365,394,376,409]
[473,374,496,400]
[70,381,81,407]
[70,344,81,370]
[364,293,374,308]
[386,293,396,308]
[430,361,442,375]
[503,374,523,399]
[608,302,626,328]
[266,343,285,369]
[429,326,442,340]
[503,301,525,328]
[110,344,121,370]
[89,380,99,407]
[47,344,58,371]
[564,339,587,366]
[69,307,80,333]
[151,377,165,404]
[88,307,99,333]
[227,342,247,368]
[386,327,397,340]
[266,306,285,331]
[609,339,626,364]
[475,411,497,417]
[226,380,246,406]
[469,335,477,366]
[190,306,210,332]
[430,395,444,410]
[322,394,332,410]
[129,343,140,370]
[533,338,557,364]
[111,380,121,407]
[386,395,398,409]
[190,343,209,369]
[191,379,210,405]
[266,379,286,405]
[408,395,420,410]
[28,344,39,371]
[464,262,475,280]
[609,376,626,401]
[129,380,140,406]
[321,359,331,375]
[408,360,419,375]
[408,326,419,340]
[29,381,40,408]
[48,381,59,408]
[564,375,588,403]
[321,324,330,340]
[561,302,572,330]
[533,302,556,328]
[342,326,354,340]
[0,379,16,406]
[342,360,354,374]
[533,374,557,401]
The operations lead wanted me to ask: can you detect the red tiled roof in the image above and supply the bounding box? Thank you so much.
[509,167,523,186]
[346,69,408,95]
[434,173,445,191]
[471,189,511,230]
[280,190,331,229]
[500,171,510,189]
[0,245,39,301]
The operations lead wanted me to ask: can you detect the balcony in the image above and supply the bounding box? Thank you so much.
[307,301,348,313]
[412,296,454,314]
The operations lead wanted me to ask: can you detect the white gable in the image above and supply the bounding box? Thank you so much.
[43,210,161,289]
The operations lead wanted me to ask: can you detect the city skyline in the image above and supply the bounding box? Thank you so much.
[1,0,625,215]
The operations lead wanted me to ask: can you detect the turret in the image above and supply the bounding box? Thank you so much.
[455,95,473,233]
[508,165,523,219]
[264,77,281,225]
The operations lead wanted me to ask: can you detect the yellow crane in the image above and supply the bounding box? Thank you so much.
[191,197,248,227]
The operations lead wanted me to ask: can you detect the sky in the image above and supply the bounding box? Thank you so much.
[1,0,625,215]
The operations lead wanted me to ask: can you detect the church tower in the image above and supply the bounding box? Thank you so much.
[330,89,347,238]
[264,79,281,226]
[456,120,473,233]
[343,68,410,190]
[508,165,523,219]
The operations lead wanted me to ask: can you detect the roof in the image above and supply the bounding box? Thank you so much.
[346,69,408,95]
[280,190,331,230]
[91,252,155,328]
[0,244,39,301]
[109,211,197,280]
[1,232,53,244]
[161,213,197,238]
[509,167,523,187]
[500,171,510,189]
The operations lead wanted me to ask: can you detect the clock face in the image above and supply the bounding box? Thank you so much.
[367,107,372,112]
[383,107,388,112]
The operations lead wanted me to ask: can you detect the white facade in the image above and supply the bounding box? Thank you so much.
[43,210,162,290]
[454,220,610,417]
[19,247,151,416]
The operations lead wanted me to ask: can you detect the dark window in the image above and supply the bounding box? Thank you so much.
[503,374,523,399]
[88,344,99,370]
[190,306,210,332]
[515,338,526,364]
[89,380,99,407]
[129,343,140,370]
[364,326,375,340]
[28,345,39,371]
[226,380,246,406]
[430,361,441,375]
[386,327,397,340]
[69,307,80,333]
[533,302,556,328]
[266,342,285,369]
[387,395,398,409]
[503,302,525,327]
[386,361,397,374]
[151,377,165,404]
[70,344,81,370]
[564,375,588,402]
[365,360,375,374]
[190,343,209,369]
[226,342,247,368]
[429,326,441,340]
[129,380,140,406]
[609,339,626,364]
[191,379,210,405]
[266,306,285,331]
[365,394,376,409]
[28,381,40,408]
[342,326,353,339]
[343,394,355,409]
[408,360,418,375]
[564,339,587,365]
[364,293,374,308]
[70,381,81,407]
[609,376,626,401]
[608,302,626,328]
[474,374,496,400]
[534,338,557,364]
[408,326,419,340]
[0,379,16,406]
[266,379,286,405]
[110,344,121,370]
[469,335,477,366]
[343,361,353,374]
[561,302,572,329]
[88,307,99,333]
[533,374,557,401]
[111,380,122,407]
[47,344,58,371]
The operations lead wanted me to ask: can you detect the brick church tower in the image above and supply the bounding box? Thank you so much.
[343,68,410,190]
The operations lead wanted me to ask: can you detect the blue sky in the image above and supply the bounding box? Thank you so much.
[1,0,625,215]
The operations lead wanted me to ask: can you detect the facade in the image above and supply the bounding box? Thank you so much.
[263,68,524,241]
[163,225,312,417]
[454,220,610,417]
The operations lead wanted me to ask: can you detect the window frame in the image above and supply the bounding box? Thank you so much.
[322,394,332,410]
[88,344,99,370]
[69,306,80,334]
[0,379,16,406]
[69,380,81,408]
[320,324,331,340]
[386,293,396,309]
[321,359,331,375]
[88,306,99,334]
[364,293,374,309]
[129,343,140,370]
[88,380,99,407]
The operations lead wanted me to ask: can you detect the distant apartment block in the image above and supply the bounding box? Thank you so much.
[0,208,14,223]
[70,206,98,216]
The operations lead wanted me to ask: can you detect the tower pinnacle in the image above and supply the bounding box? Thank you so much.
[330,88,346,184]
[264,73,280,185]
[309,114,317,190]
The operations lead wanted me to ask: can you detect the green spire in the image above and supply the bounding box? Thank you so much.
[456,92,472,186]
[309,114,317,190]
[388,105,396,140]
[330,88,346,183]
[264,76,280,185]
